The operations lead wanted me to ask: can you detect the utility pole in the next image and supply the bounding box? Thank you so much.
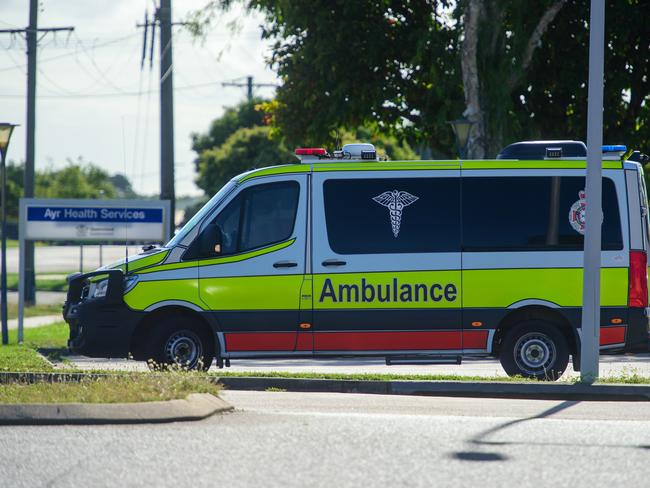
[138,1,179,237]
[158,0,175,238]
[580,0,605,383]
[0,0,74,305]
[222,76,277,102]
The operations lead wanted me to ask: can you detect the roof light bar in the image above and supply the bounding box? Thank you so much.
[295,148,327,156]
[602,145,627,153]
[601,144,627,161]
[294,143,379,162]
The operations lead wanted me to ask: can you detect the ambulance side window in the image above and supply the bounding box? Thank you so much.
[462,176,623,251]
[191,180,299,259]
[323,177,461,254]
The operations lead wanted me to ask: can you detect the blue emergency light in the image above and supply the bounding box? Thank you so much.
[602,145,627,153]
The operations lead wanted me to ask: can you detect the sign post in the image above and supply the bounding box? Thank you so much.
[580,0,605,383]
[17,198,170,342]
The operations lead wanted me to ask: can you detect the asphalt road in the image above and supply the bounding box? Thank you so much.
[62,353,650,379]
[0,391,648,488]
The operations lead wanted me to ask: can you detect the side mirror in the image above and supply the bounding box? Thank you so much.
[199,223,223,256]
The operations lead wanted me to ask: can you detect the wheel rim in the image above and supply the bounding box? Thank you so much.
[164,330,203,368]
[513,332,557,376]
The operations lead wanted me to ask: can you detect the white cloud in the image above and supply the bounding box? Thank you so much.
[0,0,278,196]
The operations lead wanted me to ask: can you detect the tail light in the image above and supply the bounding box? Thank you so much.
[628,250,648,308]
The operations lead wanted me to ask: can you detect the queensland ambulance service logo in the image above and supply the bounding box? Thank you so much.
[373,190,419,237]
[569,190,587,235]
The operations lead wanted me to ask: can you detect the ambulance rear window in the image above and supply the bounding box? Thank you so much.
[462,176,623,251]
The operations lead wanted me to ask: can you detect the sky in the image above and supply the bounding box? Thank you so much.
[0,0,278,197]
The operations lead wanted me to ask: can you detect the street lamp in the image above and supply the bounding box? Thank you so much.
[449,118,475,159]
[0,123,18,345]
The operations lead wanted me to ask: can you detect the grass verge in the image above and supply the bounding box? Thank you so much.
[6,239,46,248]
[1,324,648,386]
[6,272,69,292]
[210,370,650,385]
[0,322,68,372]
[8,303,63,320]
[0,373,220,404]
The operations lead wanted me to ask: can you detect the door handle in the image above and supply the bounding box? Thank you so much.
[322,259,347,267]
[273,260,298,268]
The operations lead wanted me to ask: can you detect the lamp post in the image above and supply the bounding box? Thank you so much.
[449,118,475,159]
[0,123,17,345]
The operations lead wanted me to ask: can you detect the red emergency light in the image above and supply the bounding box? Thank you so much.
[295,148,327,157]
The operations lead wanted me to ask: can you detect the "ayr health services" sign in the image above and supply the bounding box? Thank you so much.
[20,198,171,242]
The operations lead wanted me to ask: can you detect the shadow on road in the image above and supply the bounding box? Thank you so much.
[450,400,650,462]
[450,401,577,462]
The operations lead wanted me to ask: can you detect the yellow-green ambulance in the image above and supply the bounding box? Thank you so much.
[64,140,650,379]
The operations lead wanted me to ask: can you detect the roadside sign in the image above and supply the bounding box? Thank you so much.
[21,198,170,242]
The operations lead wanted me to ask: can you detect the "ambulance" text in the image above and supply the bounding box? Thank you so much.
[319,278,457,303]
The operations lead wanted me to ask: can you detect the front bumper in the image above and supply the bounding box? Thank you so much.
[64,270,144,358]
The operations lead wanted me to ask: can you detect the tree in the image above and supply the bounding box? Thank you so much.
[37,160,117,200]
[459,0,566,158]
[196,125,295,195]
[109,174,138,198]
[515,0,650,153]
[192,1,650,158]
[4,159,133,224]
[191,1,461,155]
[191,97,268,168]
[192,99,419,198]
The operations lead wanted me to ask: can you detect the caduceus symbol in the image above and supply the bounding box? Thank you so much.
[372,190,419,237]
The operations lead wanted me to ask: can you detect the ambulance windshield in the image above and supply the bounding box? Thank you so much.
[165,180,237,248]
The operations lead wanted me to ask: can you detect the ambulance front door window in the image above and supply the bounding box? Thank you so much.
[214,195,241,255]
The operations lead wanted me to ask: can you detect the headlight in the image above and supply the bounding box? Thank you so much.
[92,279,109,298]
[124,275,139,293]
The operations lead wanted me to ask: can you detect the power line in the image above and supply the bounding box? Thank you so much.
[0,33,139,73]
[0,79,228,99]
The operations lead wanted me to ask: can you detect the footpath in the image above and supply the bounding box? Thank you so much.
[8,315,63,330]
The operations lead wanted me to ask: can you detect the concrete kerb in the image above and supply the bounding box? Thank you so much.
[1,372,649,412]
[216,376,650,401]
[0,393,233,426]
[0,373,233,425]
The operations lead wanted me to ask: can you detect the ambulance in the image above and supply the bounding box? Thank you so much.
[63,140,650,380]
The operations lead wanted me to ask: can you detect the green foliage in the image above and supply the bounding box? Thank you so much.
[109,174,138,198]
[191,97,268,168]
[516,0,650,153]
[196,125,295,195]
[6,273,69,294]
[5,162,24,221]
[196,0,650,157]
[4,158,135,223]
[0,345,54,372]
[248,0,461,153]
[342,126,419,161]
[37,164,116,200]
[0,374,221,404]
[0,323,68,372]
[191,99,420,198]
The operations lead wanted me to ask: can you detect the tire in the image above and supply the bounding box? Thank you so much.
[145,315,214,371]
[499,321,569,381]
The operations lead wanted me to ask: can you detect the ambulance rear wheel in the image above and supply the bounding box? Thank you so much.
[146,317,214,371]
[499,321,569,381]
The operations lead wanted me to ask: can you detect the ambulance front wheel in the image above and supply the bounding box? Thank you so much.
[145,316,214,371]
[499,321,569,381]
